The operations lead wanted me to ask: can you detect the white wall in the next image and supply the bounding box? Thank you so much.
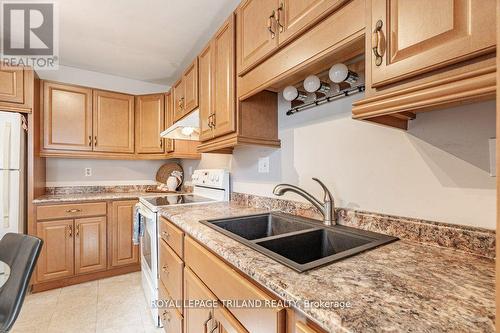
[36,65,169,94]
[41,66,171,186]
[46,159,168,186]
[182,96,496,229]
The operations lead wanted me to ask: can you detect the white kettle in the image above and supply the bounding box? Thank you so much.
[166,170,183,192]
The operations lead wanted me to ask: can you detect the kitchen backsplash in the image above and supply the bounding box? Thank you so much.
[231,192,495,259]
[45,184,194,195]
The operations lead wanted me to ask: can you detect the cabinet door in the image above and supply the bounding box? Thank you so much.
[110,200,139,267]
[237,0,279,75]
[93,90,135,153]
[36,219,74,282]
[198,42,214,141]
[213,15,236,138]
[370,0,496,87]
[0,68,24,103]
[296,321,321,333]
[135,94,165,154]
[172,78,185,122]
[213,307,248,333]
[74,216,107,275]
[277,0,345,44]
[43,82,93,151]
[184,267,217,333]
[164,92,175,153]
[183,59,199,114]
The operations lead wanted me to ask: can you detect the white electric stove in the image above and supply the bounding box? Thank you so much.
[137,169,230,327]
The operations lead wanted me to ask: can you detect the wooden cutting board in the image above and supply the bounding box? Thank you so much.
[155,162,183,186]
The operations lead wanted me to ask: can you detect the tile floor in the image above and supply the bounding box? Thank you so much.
[11,272,163,333]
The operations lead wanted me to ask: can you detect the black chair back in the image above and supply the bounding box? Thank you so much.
[0,233,43,333]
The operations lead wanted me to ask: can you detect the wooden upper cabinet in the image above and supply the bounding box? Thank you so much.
[213,14,236,138]
[183,59,199,114]
[370,0,496,87]
[110,200,139,267]
[277,0,346,44]
[74,216,107,275]
[36,219,74,282]
[0,68,24,104]
[198,42,214,142]
[172,78,185,122]
[93,90,135,153]
[164,92,175,153]
[135,94,165,154]
[237,0,279,75]
[43,82,93,151]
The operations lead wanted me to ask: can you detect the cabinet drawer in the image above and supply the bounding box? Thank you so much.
[159,239,184,314]
[159,282,183,333]
[159,217,184,257]
[185,236,286,333]
[37,202,107,220]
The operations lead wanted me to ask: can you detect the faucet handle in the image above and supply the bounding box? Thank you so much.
[312,178,333,202]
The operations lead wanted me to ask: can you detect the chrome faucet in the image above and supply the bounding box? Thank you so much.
[273,178,336,226]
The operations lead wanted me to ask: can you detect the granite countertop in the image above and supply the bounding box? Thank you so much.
[159,202,495,333]
[33,191,162,204]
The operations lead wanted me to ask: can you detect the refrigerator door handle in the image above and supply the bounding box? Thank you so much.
[3,122,10,169]
[2,170,8,229]
[2,122,10,228]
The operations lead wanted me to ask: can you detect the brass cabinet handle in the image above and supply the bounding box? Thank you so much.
[372,20,384,66]
[277,3,284,32]
[88,135,92,146]
[94,136,97,146]
[75,224,80,237]
[160,139,163,148]
[178,97,185,110]
[203,311,212,332]
[161,230,170,239]
[68,225,73,238]
[66,208,81,213]
[268,10,276,39]
[161,264,169,274]
[210,320,218,333]
[161,310,171,323]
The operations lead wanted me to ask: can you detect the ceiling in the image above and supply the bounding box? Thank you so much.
[54,0,240,85]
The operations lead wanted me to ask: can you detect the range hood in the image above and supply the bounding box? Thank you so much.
[160,109,200,141]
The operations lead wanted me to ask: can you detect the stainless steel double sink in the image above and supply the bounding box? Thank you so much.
[201,212,398,272]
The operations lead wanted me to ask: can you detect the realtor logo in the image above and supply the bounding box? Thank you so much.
[1,1,58,69]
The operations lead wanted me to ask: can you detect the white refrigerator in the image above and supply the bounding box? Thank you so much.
[0,111,26,239]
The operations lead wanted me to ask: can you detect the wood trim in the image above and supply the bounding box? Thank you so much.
[109,200,139,268]
[352,66,496,119]
[31,264,140,293]
[197,132,280,153]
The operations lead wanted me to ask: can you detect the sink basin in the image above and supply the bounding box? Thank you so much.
[202,212,398,272]
[206,213,313,240]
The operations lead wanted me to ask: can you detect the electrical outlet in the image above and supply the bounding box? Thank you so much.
[85,168,92,177]
[258,157,270,173]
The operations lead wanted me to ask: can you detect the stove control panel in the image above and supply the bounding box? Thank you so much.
[191,169,229,190]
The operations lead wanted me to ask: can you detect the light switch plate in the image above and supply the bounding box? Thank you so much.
[258,157,270,173]
[85,168,92,177]
[489,138,496,177]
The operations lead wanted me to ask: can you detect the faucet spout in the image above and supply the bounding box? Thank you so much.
[272,178,336,226]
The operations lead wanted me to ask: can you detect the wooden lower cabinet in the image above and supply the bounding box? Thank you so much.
[213,306,249,333]
[36,219,74,282]
[110,200,139,267]
[75,217,107,274]
[184,267,217,333]
[34,200,140,290]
